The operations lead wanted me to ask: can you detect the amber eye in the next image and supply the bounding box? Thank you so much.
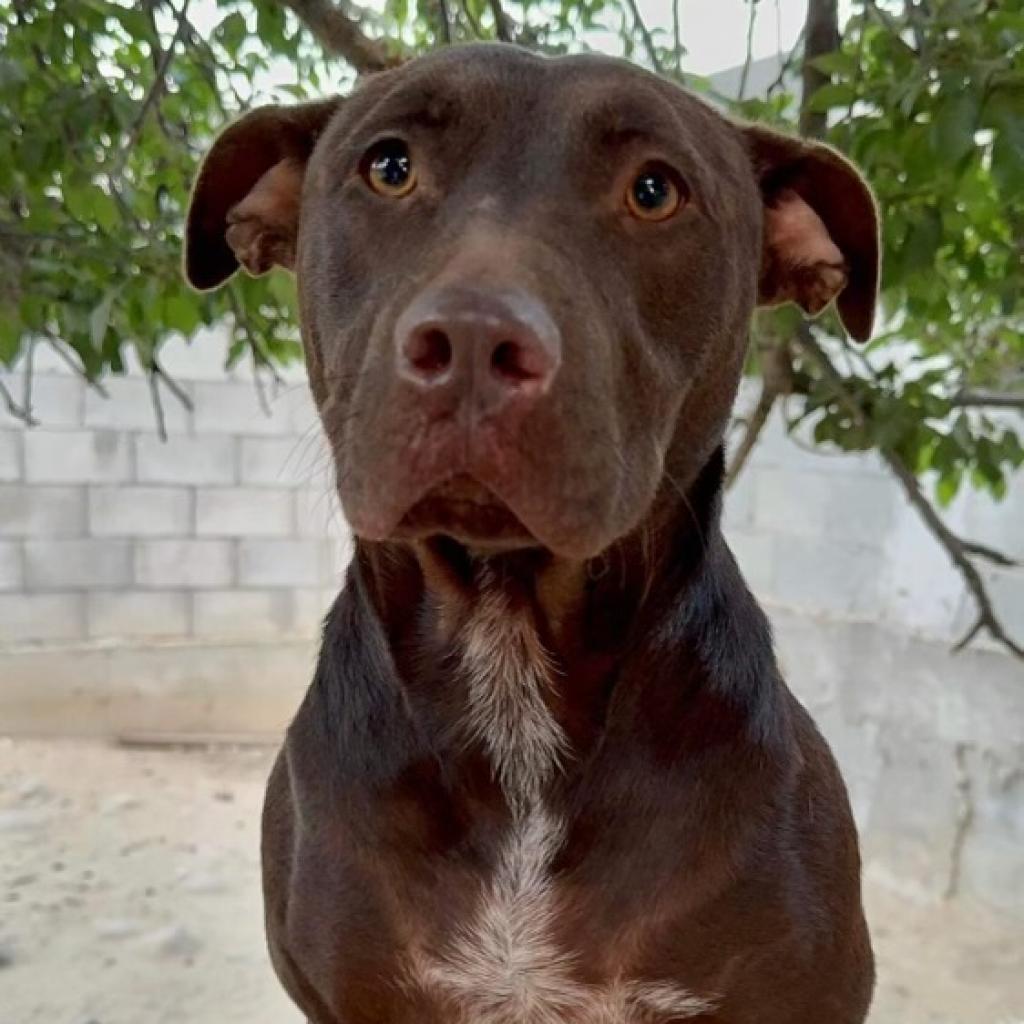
[626,165,685,221]
[362,138,416,197]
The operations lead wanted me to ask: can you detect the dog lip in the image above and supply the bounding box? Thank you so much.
[392,473,538,548]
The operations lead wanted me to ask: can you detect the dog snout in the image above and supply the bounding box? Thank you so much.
[395,285,561,413]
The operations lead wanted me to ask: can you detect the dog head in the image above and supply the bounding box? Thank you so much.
[186,45,878,561]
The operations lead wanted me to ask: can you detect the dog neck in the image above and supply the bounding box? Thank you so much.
[340,447,726,767]
[357,446,722,645]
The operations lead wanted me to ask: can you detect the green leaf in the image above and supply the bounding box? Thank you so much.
[0,317,22,366]
[89,289,118,349]
[930,91,981,165]
[809,51,858,78]
[936,471,962,507]
[805,82,858,114]
[216,12,248,55]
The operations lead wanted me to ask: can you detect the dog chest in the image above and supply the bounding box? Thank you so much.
[403,572,714,1023]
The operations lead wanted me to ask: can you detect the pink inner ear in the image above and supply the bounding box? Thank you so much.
[760,188,849,317]
[224,158,305,275]
[765,188,843,268]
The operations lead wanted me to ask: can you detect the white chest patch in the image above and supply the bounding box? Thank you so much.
[409,571,713,1023]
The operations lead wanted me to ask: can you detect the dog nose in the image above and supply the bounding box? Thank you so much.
[395,286,561,409]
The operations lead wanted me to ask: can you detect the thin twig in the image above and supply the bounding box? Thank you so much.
[21,337,35,423]
[960,540,1019,568]
[253,365,275,419]
[41,332,109,398]
[0,377,38,426]
[116,0,193,176]
[726,379,778,487]
[738,0,758,100]
[624,0,663,73]
[766,27,804,97]
[152,359,193,411]
[671,0,684,75]
[793,324,1022,659]
[147,369,168,442]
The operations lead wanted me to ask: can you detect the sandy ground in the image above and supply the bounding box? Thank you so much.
[1,739,1022,1024]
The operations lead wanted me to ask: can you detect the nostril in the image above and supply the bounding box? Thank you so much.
[491,340,542,384]
[406,328,453,378]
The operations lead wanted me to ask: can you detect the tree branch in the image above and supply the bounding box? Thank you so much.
[118,0,193,168]
[671,0,684,76]
[278,0,401,72]
[738,0,758,101]
[951,389,1024,410]
[960,540,1018,569]
[793,324,1022,659]
[727,379,778,488]
[624,0,663,74]
[460,0,485,39]
[0,377,37,426]
[800,0,839,136]
[488,0,514,42]
[437,0,453,43]
[147,367,169,442]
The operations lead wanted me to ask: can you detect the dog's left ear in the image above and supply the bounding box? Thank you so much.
[184,97,342,291]
[744,125,880,342]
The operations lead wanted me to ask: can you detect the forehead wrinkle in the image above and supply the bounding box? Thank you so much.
[568,85,727,215]
[323,72,468,166]
[576,90,683,150]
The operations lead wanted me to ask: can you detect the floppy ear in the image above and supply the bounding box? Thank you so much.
[744,125,880,342]
[184,98,342,291]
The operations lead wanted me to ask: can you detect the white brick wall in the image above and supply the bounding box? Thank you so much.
[0,431,20,481]
[89,485,192,537]
[135,539,235,589]
[238,539,325,587]
[1,362,347,646]
[24,539,134,590]
[195,487,293,537]
[0,593,84,643]
[1,484,86,536]
[23,429,132,484]
[135,434,236,485]
[87,590,191,639]
[0,540,23,591]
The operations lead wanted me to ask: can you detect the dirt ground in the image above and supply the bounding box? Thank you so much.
[1,739,1022,1024]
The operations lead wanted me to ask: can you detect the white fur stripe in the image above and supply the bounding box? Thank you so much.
[457,568,568,811]
[408,566,713,1022]
[415,805,588,1023]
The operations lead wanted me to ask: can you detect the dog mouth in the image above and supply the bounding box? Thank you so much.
[393,473,538,551]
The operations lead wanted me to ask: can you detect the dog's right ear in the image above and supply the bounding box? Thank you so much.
[184,98,342,291]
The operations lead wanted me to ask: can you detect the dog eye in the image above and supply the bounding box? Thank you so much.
[626,164,686,221]
[362,138,417,198]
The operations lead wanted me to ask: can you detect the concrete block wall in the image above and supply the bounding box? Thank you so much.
[1,355,346,649]
[723,386,1024,648]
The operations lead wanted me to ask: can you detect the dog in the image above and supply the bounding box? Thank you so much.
[184,43,879,1024]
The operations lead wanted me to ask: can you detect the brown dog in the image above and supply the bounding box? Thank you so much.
[185,43,879,1024]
